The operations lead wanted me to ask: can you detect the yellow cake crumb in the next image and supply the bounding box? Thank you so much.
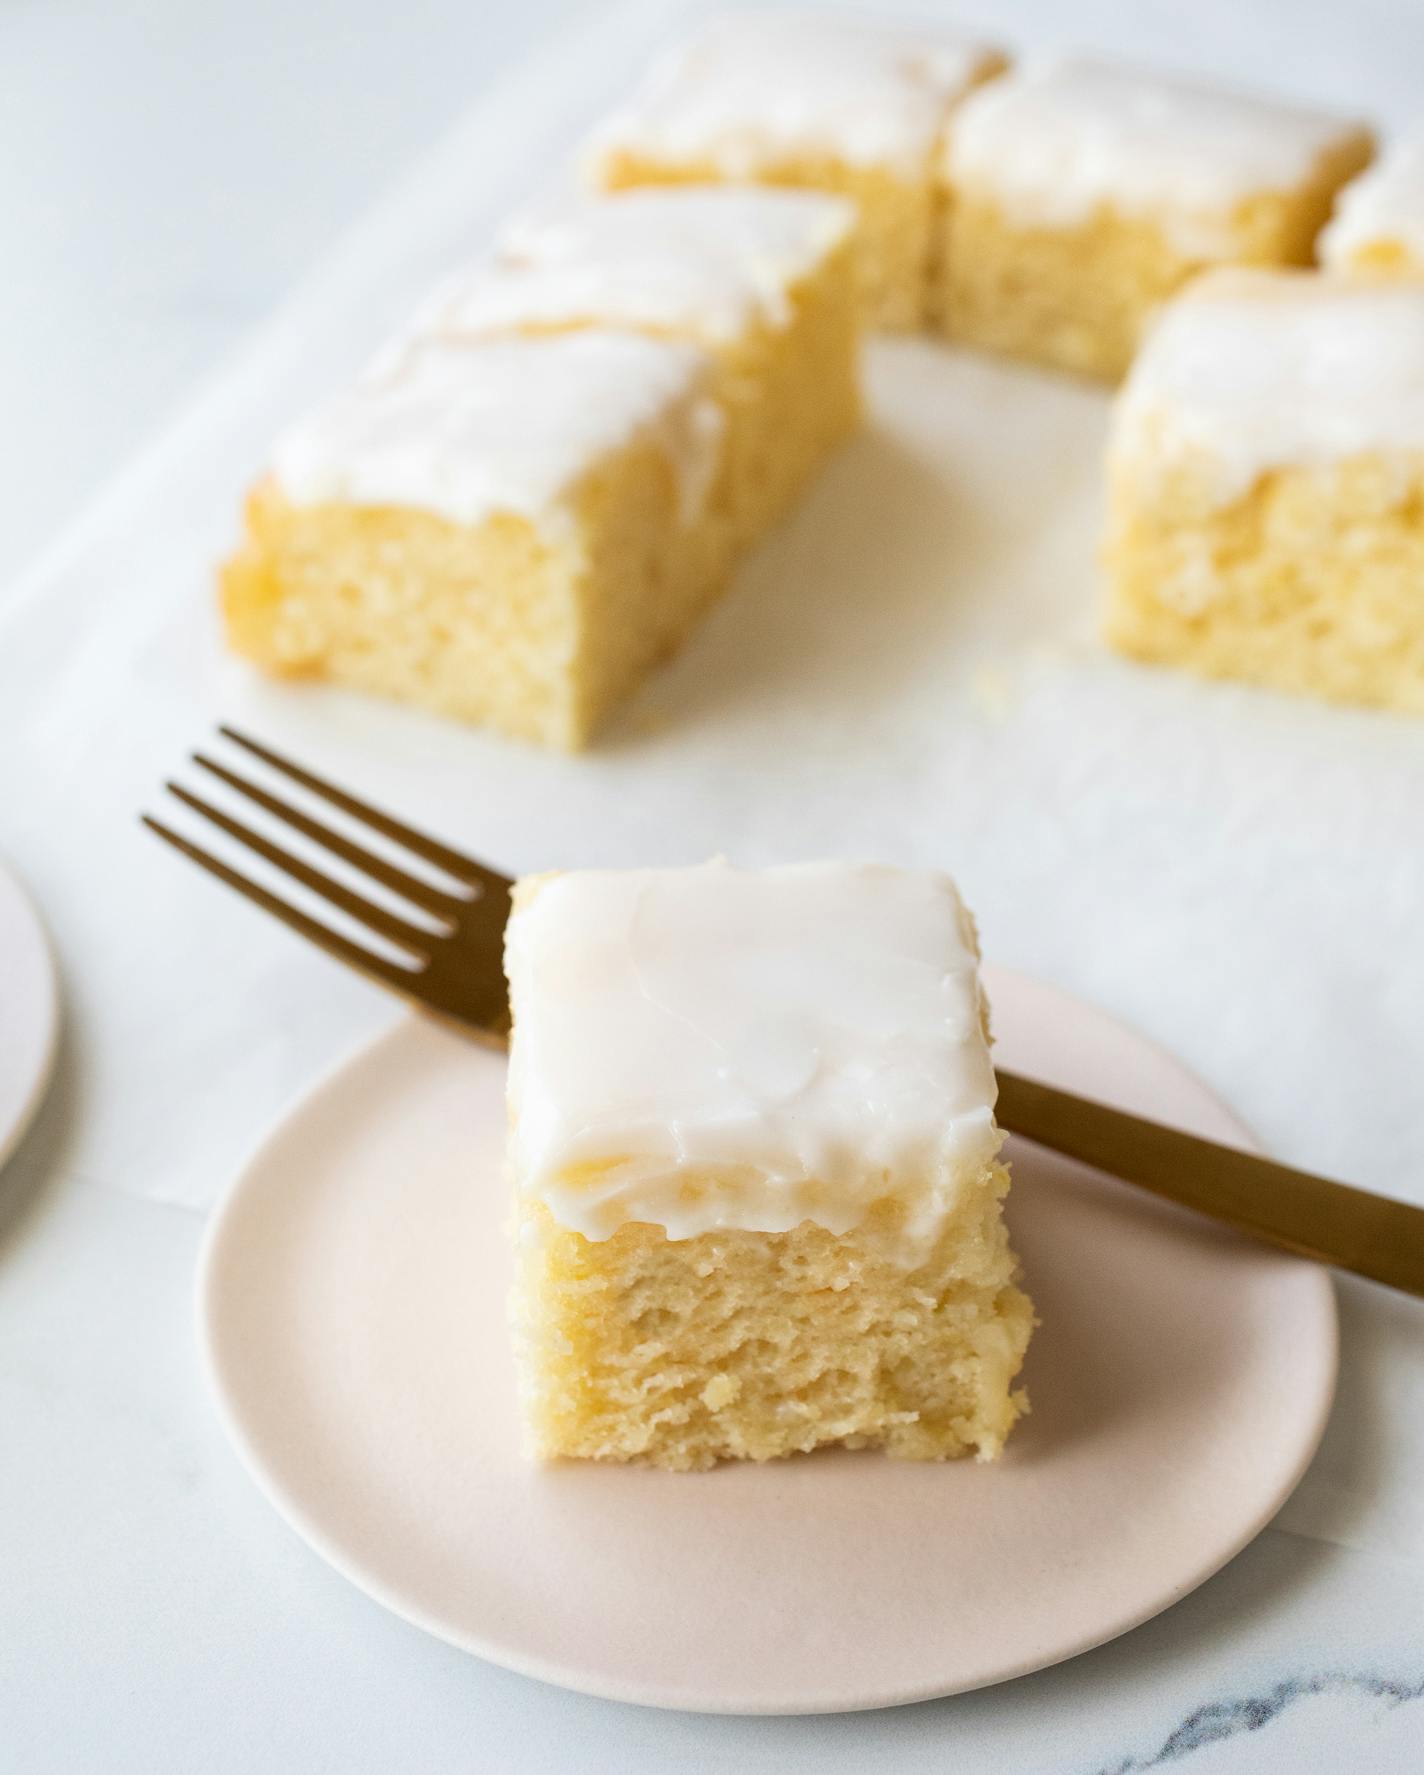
[701,1374,740,1411]
[512,1184,1033,1472]
[1105,451,1424,711]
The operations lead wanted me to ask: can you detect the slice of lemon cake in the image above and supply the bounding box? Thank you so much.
[1104,269,1424,711]
[940,60,1373,380]
[504,859,1033,1472]
[221,330,726,748]
[407,186,860,550]
[1320,133,1424,277]
[584,11,1007,330]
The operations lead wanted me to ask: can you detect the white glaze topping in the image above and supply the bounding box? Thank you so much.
[271,331,722,530]
[505,860,1000,1261]
[586,11,1004,177]
[1321,133,1424,269]
[1110,269,1424,505]
[948,60,1369,256]
[410,187,854,347]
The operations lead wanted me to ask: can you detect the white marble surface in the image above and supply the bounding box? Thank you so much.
[3,0,1424,1769]
[0,0,588,597]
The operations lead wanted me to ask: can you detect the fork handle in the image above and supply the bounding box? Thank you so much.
[995,1068,1424,1299]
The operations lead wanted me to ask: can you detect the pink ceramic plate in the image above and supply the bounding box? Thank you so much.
[200,968,1336,1714]
[0,855,59,1174]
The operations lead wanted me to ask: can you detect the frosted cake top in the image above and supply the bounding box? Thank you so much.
[586,11,1005,176]
[1110,269,1424,501]
[948,60,1370,254]
[505,859,1000,1260]
[415,186,855,346]
[272,331,721,530]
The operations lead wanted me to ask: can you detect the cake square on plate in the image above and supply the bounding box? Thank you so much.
[584,10,1007,330]
[939,60,1373,380]
[1104,268,1424,711]
[221,330,726,749]
[409,186,861,550]
[1320,133,1424,277]
[504,860,1034,1471]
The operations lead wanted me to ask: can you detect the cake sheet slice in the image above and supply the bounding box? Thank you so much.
[221,329,725,748]
[504,859,1033,1470]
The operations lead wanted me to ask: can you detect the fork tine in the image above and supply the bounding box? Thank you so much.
[165,784,435,958]
[218,725,511,898]
[192,752,466,920]
[141,815,420,998]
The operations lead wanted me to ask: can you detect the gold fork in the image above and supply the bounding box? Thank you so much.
[143,727,513,1046]
[145,726,1424,1301]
